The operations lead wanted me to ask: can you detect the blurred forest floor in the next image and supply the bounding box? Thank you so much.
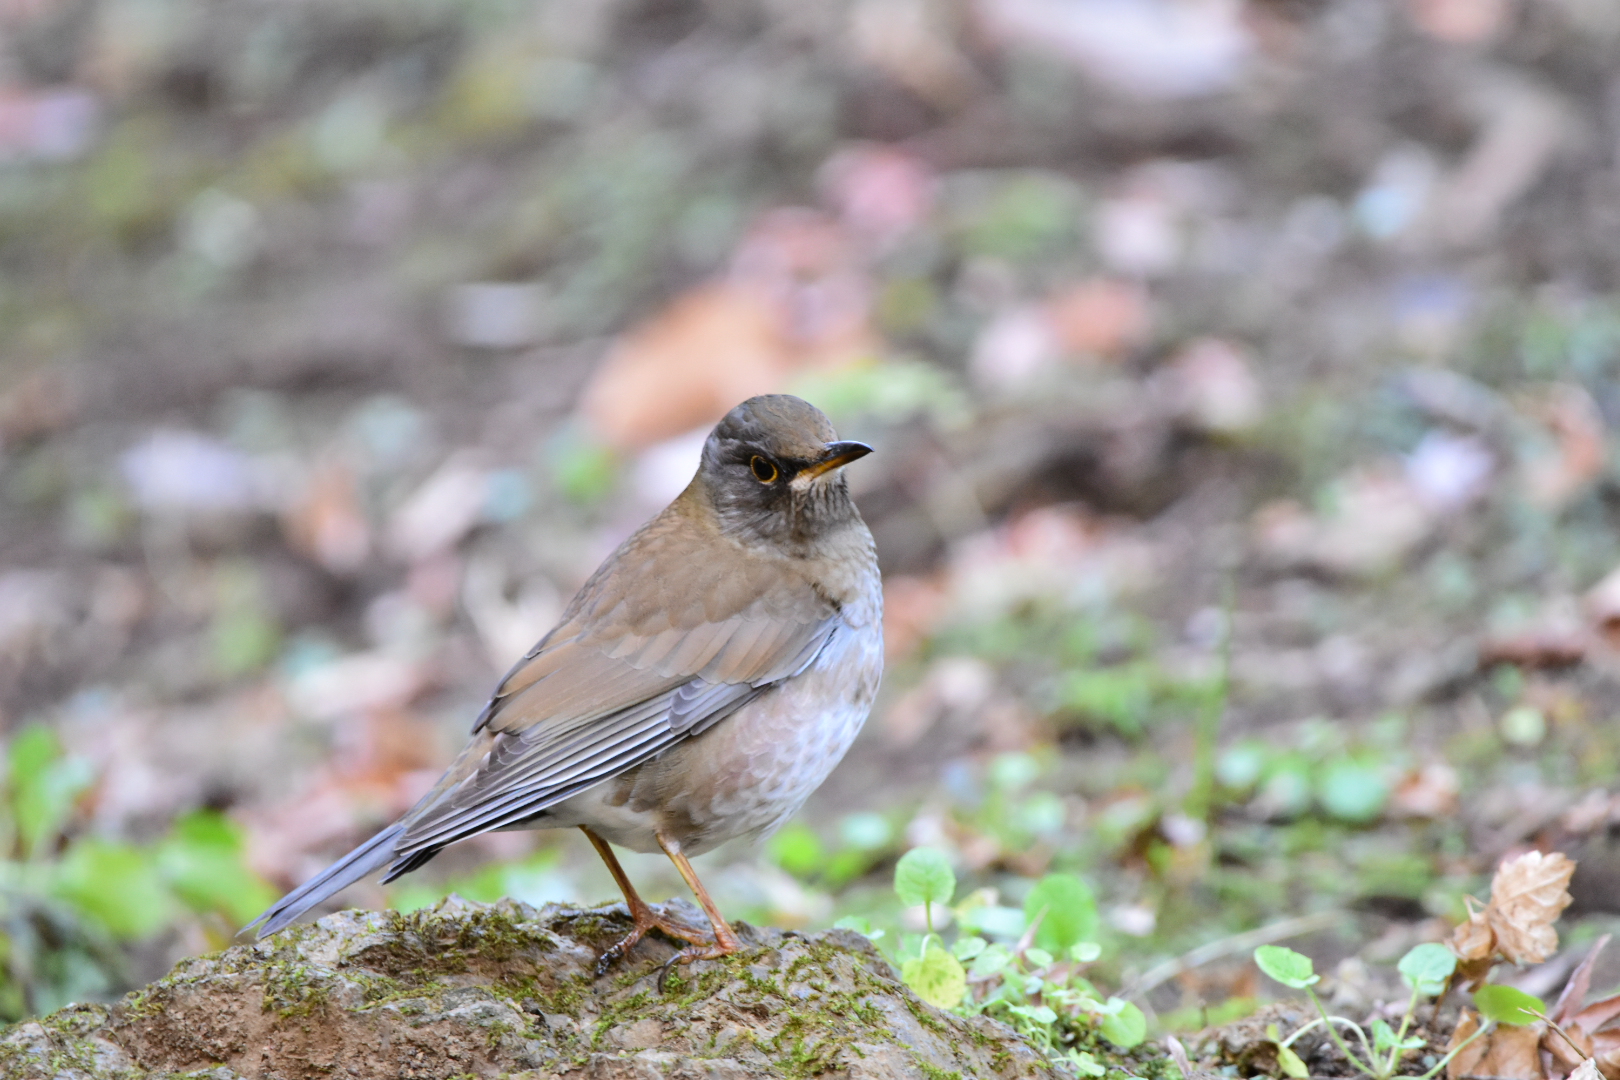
[4,0,1620,1057]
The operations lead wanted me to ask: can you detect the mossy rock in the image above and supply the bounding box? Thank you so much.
[0,896,1059,1079]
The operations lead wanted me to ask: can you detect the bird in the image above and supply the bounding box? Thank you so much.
[247,394,883,971]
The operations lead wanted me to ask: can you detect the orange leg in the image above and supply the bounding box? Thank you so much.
[580,827,710,974]
[656,832,743,964]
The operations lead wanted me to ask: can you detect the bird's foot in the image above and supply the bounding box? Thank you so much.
[595,904,714,976]
[655,927,743,991]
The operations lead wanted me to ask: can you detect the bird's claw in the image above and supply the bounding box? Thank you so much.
[595,907,715,976]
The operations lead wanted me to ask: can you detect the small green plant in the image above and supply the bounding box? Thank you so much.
[0,724,276,1019]
[1253,942,1505,1079]
[873,846,1144,1077]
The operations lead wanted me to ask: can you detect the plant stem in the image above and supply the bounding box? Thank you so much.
[1306,987,1376,1075]
[1387,984,1423,1075]
[1415,1020,1493,1080]
[1531,1010,1585,1061]
[1278,1017,1327,1049]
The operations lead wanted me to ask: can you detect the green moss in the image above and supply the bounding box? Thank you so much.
[917,1061,965,1080]
[261,960,333,1020]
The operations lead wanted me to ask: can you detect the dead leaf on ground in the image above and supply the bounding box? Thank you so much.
[1450,850,1577,981]
[1043,278,1151,360]
[1391,762,1461,818]
[1448,1007,1546,1080]
[1523,384,1606,511]
[1543,936,1620,1080]
[283,462,371,574]
[1583,567,1620,650]
[581,209,876,449]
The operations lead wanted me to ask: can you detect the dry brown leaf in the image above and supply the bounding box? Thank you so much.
[1450,902,1497,992]
[1391,762,1461,818]
[1524,385,1606,511]
[1449,1008,1546,1080]
[1044,278,1150,360]
[1584,567,1620,650]
[581,284,788,450]
[284,462,371,574]
[1552,935,1610,1025]
[581,210,876,450]
[1592,1033,1620,1080]
[1489,850,1576,965]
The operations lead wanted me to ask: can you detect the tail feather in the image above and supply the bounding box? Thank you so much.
[245,823,407,938]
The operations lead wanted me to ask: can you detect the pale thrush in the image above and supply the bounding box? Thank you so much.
[249,394,882,969]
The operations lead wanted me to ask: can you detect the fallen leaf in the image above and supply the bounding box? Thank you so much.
[581,210,876,449]
[284,462,371,574]
[1490,851,1577,965]
[1480,627,1589,670]
[1451,851,1577,974]
[1583,567,1620,650]
[1044,278,1151,360]
[1524,384,1606,511]
[1448,1008,1546,1080]
[1391,762,1461,818]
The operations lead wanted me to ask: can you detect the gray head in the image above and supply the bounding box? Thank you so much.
[696,395,872,549]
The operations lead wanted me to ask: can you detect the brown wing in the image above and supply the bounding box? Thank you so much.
[391,504,840,861]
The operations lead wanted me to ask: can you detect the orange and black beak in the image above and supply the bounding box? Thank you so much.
[798,441,874,481]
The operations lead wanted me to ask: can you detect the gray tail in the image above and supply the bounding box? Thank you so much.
[245,823,406,938]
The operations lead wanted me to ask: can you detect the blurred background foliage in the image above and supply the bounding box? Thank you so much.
[3,0,1620,1042]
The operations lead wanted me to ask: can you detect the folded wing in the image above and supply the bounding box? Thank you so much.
[389,513,840,869]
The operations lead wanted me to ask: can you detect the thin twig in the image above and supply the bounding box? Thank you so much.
[1127,910,1349,999]
[1531,1010,1585,1061]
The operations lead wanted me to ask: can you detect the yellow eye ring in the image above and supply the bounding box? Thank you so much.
[750,456,779,483]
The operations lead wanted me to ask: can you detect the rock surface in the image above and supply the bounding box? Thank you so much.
[0,897,1059,1079]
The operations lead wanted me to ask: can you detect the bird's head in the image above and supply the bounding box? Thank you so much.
[695,394,873,550]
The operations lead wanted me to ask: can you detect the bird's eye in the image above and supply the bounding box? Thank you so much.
[750,455,779,483]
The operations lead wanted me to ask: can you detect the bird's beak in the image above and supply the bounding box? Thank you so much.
[798,440,874,481]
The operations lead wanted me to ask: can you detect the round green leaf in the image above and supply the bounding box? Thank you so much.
[1397,942,1457,996]
[1024,873,1098,952]
[901,946,967,1009]
[894,847,956,908]
[1071,942,1102,963]
[1254,945,1319,989]
[1474,985,1545,1026]
[1100,1000,1147,1049]
[1316,760,1390,824]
